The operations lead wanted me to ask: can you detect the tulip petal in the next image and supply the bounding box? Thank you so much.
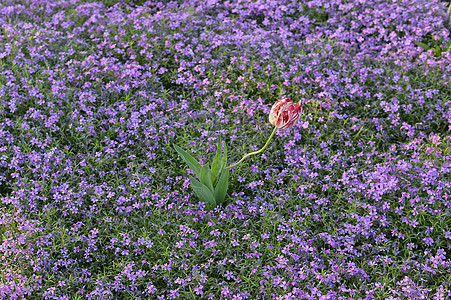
[269,98,303,129]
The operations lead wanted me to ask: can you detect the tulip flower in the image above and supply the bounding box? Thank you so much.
[225,98,303,170]
[269,98,303,129]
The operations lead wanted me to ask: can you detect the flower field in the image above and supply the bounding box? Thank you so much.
[1,0,451,299]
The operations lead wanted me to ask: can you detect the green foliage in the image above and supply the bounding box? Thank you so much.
[214,169,229,205]
[200,163,214,193]
[414,40,451,57]
[174,140,229,208]
[173,144,201,178]
[211,139,225,185]
[188,175,216,207]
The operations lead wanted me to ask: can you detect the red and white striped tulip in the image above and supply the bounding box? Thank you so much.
[225,98,304,171]
[269,98,303,129]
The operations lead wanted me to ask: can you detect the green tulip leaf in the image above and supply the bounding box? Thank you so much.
[414,41,431,51]
[211,139,224,185]
[214,169,229,204]
[200,163,214,193]
[221,142,227,170]
[189,176,216,208]
[173,144,201,178]
[434,45,442,57]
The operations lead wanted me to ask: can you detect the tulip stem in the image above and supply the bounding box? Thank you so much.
[225,126,278,170]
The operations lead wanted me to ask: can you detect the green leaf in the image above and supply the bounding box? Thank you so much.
[434,45,442,57]
[211,139,224,185]
[414,41,431,51]
[173,144,201,178]
[214,169,229,204]
[189,176,216,208]
[221,142,227,170]
[200,163,214,193]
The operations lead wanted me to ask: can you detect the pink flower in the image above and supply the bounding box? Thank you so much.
[269,98,303,129]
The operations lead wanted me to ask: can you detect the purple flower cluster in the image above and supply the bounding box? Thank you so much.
[0,0,450,299]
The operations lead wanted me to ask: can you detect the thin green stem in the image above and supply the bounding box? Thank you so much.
[225,126,278,170]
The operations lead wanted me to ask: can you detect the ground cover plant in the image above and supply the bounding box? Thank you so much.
[0,0,450,299]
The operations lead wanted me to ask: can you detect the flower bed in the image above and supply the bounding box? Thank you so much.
[0,0,450,299]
